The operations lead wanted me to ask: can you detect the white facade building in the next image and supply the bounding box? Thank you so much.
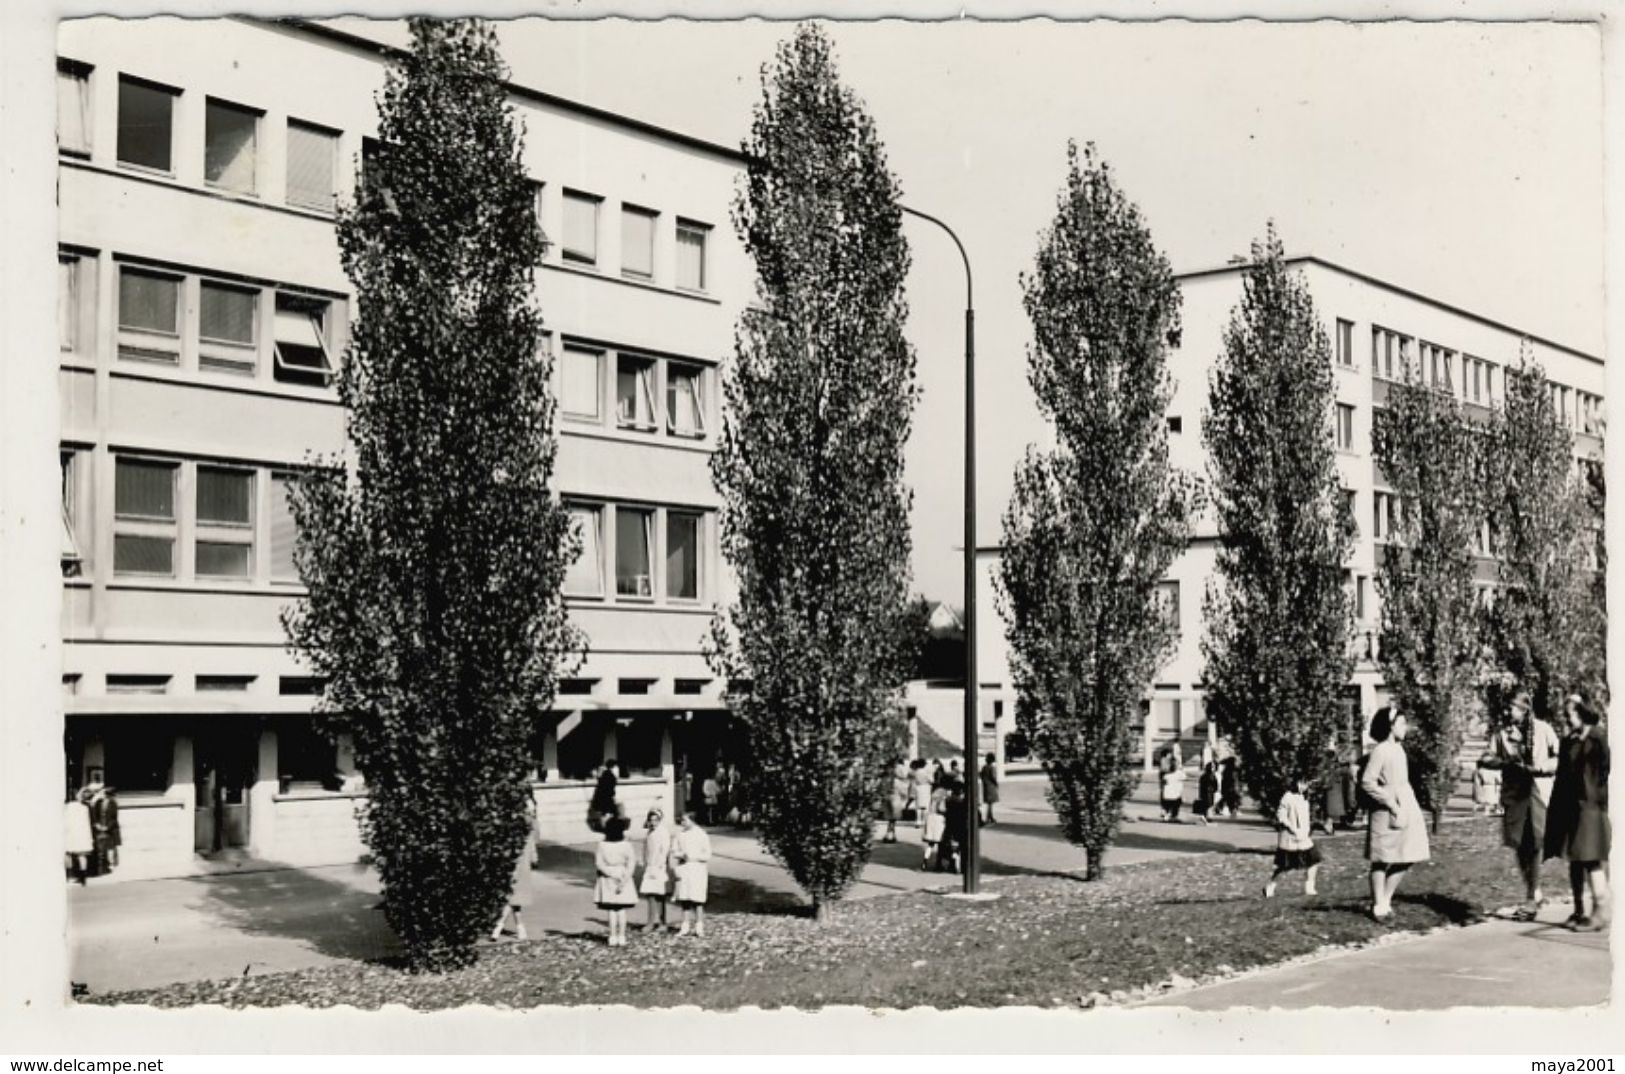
[976,256,1604,769]
[57,17,753,876]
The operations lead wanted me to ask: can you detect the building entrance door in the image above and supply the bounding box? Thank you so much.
[193,728,255,854]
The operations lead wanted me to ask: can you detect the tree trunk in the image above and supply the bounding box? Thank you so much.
[1432,807,1442,834]
[814,898,835,923]
[1085,846,1105,881]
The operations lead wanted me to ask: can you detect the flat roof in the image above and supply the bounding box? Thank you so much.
[1177,254,1601,367]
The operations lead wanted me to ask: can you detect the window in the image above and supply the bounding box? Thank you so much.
[1335,319,1353,367]
[1335,403,1355,451]
[270,473,299,582]
[107,674,170,695]
[117,76,176,173]
[666,511,700,601]
[1167,416,1183,434]
[101,725,172,794]
[616,354,658,431]
[1354,575,1369,621]
[113,457,177,575]
[286,120,338,213]
[1579,391,1604,436]
[198,280,259,375]
[563,503,604,597]
[676,220,709,291]
[273,294,334,386]
[117,267,181,364]
[1344,489,1358,536]
[197,675,254,692]
[560,345,602,422]
[61,451,82,572]
[277,720,338,789]
[1373,492,1402,544]
[615,506,654,598]
[57,60,90,156]
[666,363,707,438]
[621,205,656,280]
[563,191,599,266]
[204,99,259,194]
[1156,581,1180,629]
[1422,343,1454,394]
[195,466,253,579]
[58,253,80,353]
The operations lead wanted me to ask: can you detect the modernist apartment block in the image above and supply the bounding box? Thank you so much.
[57,17,751,877]
[976,256,1605,769]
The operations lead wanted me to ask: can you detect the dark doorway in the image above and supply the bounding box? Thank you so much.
[193,726,256,854]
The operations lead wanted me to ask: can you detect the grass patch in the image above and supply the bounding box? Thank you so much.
[87,817,1561,1010]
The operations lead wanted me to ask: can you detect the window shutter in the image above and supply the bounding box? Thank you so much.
[115,459,175,520]
[197,467,252,525]
[286,122,336,212]
[200,283,256,344]
[118,270,179,334]
[270,475,298,581]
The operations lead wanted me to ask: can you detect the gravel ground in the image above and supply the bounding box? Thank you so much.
[87,817,1566,1010]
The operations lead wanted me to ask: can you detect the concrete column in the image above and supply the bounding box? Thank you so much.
[660,722,675,818]
[170,735,193,809]
[540,724,560,782]
[607,721,622,775]
[248,729,277,858]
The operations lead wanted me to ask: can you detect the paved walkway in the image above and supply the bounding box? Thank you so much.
[1150,901,1611,1010]
[70,776,1282,994]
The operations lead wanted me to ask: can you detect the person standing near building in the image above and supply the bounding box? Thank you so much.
[1159,742,1185,822]
[923,779,948,870]
[910,758,933,828]
[594,816,639,947]
[1193,760,1218,825]
[882,756,909,843]
[1361,706,1430,922]
[939,778,968,873]
[979,753,1000,826]
[589,761,622,834]
[671,811,712,938]
[63,789,93,885]
[639,807,674,933]
[1219,755,1243,818]
[1483,691,1561,918]
[1264,774,1322,897]
[87,781,120,876]
[1545,696,1610,931]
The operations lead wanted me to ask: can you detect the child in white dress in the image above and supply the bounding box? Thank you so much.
[594,816,639,947]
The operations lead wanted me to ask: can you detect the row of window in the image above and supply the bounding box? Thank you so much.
[60,250,338,386]
[560,189,711,293]
[564,500,708,603]
[63,452,300,583]
[59,61,716,296]
[560,342,712,439]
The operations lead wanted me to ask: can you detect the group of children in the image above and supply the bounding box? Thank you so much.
[593,808,713,946]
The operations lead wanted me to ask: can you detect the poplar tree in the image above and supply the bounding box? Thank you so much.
[709,25,919,918]
[1202,227,1354,816]
[1479,351,1604,726]
[283,20,580,971]
[997,143,1197,880]
[1372,373,1483,830]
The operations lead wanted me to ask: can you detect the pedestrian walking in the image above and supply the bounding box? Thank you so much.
[588,761,622,833]
[979,753,999,826]
[910,758,933,828]
[63,791,93,884]
[1483,691,1561,918]
[717,761,735,824]
[1361,706,1430,922]
[883,756,909,843]
[1219,755,1242,817]
[491,796,538,942]
[1159,742,1185,822]
[1264,775,1322,897]
[1545,696,1610,931]
[700,772,720,825]
[923,780,948,870]
[1193,761,1218,825]
[671,811,712,938]
[594,816,639,947]
[639,807,674,932]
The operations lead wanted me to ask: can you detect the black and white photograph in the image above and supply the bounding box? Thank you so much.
[0,0,1620,1058]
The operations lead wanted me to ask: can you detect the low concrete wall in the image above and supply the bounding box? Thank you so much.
[268,792,369,866]
[533,776,671,844]
[104,795,192,880]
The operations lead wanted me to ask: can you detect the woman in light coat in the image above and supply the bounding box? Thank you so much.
[1361,706,1430,922]
[64,790,93,884]
[594,816,639,947]
[639,807,674,932]
[671,812,712,938]
[491,795,539,941]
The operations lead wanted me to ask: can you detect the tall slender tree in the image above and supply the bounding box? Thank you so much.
[283,19,581,971]
[708,24,919,918]
[997,143,1198,881]
[1202,227,1354,816]
[1371,371,1483,830]
[1479,349,1604,727]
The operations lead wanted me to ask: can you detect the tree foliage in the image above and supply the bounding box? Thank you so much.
[997,143,1198,880]
[1478,349,1604,726]
[1371,371,1482,827]
[1201,227,1354,816]
[282,19,580,972]
[709,24,919,915]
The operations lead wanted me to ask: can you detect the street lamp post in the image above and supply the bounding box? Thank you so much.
[900,205,979,896]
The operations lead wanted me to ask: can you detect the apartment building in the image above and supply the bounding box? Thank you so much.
[57,17,751,877]
[975,256,1605,769]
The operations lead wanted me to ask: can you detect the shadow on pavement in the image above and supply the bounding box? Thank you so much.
[187,861,401,966]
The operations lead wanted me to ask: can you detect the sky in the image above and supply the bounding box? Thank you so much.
[371,17,1605,602]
